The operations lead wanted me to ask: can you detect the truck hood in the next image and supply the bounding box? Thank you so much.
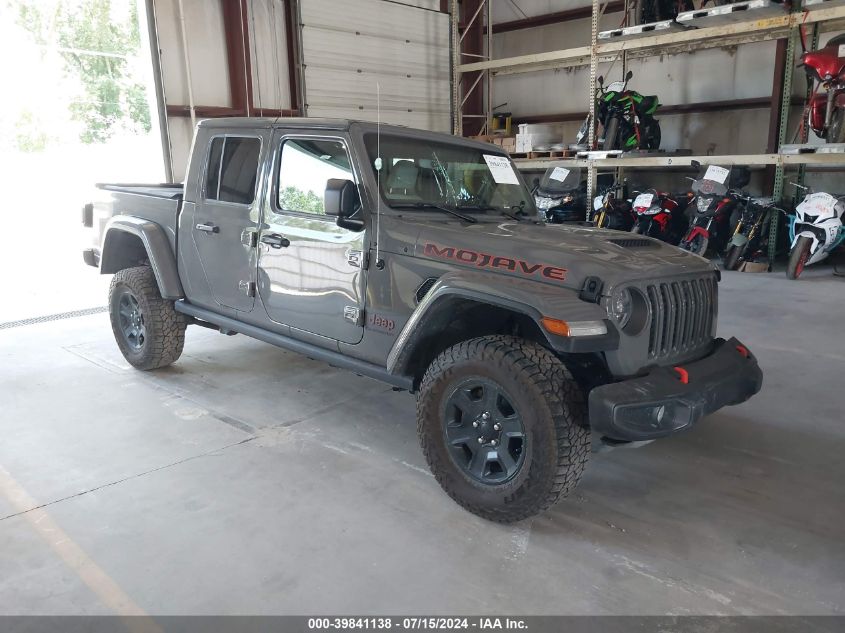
[406,218,715,292]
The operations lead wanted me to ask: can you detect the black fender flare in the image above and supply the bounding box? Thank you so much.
[386,270,616,377]
[100,216,184,300]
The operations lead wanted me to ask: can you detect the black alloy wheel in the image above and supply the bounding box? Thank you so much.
[117,291,147,351]
[443,377,526,485]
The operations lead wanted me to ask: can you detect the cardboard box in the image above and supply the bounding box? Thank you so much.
[740,261,769,273]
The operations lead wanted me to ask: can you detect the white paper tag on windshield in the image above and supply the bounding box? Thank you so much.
[483,154,519,185]
[550,167,571,182]
[704,165,730,184]
[633,192,654,209]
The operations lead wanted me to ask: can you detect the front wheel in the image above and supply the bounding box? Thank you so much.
[786,236,812,280]
[631,221,646,235]
[724,243,744,271]
[109,266,187,370]
[603,117,619,151]
[689,234,709,256]
[416,336,590,523]
[825,108,845,144]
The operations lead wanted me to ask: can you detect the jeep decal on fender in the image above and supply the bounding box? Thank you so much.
[423,243,567,282]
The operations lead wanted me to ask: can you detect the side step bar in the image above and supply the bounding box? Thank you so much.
[174,301,414,391]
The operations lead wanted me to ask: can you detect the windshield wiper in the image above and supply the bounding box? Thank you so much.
[458,204,527,222]
[390,202,477,224]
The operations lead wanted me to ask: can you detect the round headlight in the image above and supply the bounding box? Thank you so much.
[696,196,711,213]
[608,287,633,328]
[535,195,561,210]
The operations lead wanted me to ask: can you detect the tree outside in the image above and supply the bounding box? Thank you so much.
[2,0,151,149]
[279,186,326,215]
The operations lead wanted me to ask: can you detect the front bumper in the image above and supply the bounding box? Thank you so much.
[588,337,762,442]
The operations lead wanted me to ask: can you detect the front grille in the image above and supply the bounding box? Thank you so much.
[645,276,716,361]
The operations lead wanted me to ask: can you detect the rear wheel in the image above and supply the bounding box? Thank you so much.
[787,236,812,280]
[416,336,590,522]
[603,117,619,151]
[644,120,661,150]
[109,266,187,370]
[825,108,845,144]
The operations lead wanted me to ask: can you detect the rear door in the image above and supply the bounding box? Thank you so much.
[191,132,267,312]
[256,131,366,344]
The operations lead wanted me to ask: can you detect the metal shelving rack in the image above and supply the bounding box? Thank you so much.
[450,0,845,257]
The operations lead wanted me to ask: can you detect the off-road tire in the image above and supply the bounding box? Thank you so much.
[109,266,187,370]
[786,236,812,280]
[416,336,590,522]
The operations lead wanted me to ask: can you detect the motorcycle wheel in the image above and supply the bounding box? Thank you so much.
[631,222,646,235]
[644,122,661,150]
[690,234,709,256]
[603,118,619,151]
[786,236,812,280]
[826,109,845,144]
[724,244,744,271]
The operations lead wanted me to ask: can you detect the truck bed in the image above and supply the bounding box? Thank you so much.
[96,182,184,200]
[90,183,185,253]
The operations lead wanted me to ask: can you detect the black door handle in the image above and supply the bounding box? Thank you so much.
[261,233,290,249]
[195,222,219,234]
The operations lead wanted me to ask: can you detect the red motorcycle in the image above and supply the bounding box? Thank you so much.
[630,188,691,243]
[800,33,845,143]
[678,163,749,257]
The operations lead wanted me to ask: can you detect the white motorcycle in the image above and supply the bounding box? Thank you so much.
[787,184,845,280]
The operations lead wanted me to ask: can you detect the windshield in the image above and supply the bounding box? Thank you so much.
[363,133,533,214]
[692,179,728,196]
[538,166,582,194]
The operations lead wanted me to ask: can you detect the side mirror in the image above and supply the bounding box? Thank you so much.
[691,159,701,169]
[324,179,363,230]
[597,75,604,87]
[625,70,633,81]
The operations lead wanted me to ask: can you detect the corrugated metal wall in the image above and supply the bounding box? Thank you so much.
[299,0,450,132]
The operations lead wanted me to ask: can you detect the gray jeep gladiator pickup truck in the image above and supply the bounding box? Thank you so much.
[82,117,762,522]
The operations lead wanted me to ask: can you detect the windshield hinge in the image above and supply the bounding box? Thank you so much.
[347,249,369,270]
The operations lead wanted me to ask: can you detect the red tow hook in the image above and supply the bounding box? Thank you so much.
[736,345,750,359]
[673,366,689,384]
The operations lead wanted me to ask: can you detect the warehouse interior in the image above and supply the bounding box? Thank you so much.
[1,0,844,625]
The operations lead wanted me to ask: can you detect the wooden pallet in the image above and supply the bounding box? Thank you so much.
[676,0,784,27]
[510,149,575,159]
[598,19,685,41]
[780,143,845,154]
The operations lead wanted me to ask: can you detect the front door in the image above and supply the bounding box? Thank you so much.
[192,132,266,312]
[257,133,366,344]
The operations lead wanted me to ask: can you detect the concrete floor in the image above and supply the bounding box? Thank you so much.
[1,267,843,616]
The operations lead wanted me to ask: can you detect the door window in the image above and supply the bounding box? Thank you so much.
[277,138,353,215]
[205,136,261,205]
